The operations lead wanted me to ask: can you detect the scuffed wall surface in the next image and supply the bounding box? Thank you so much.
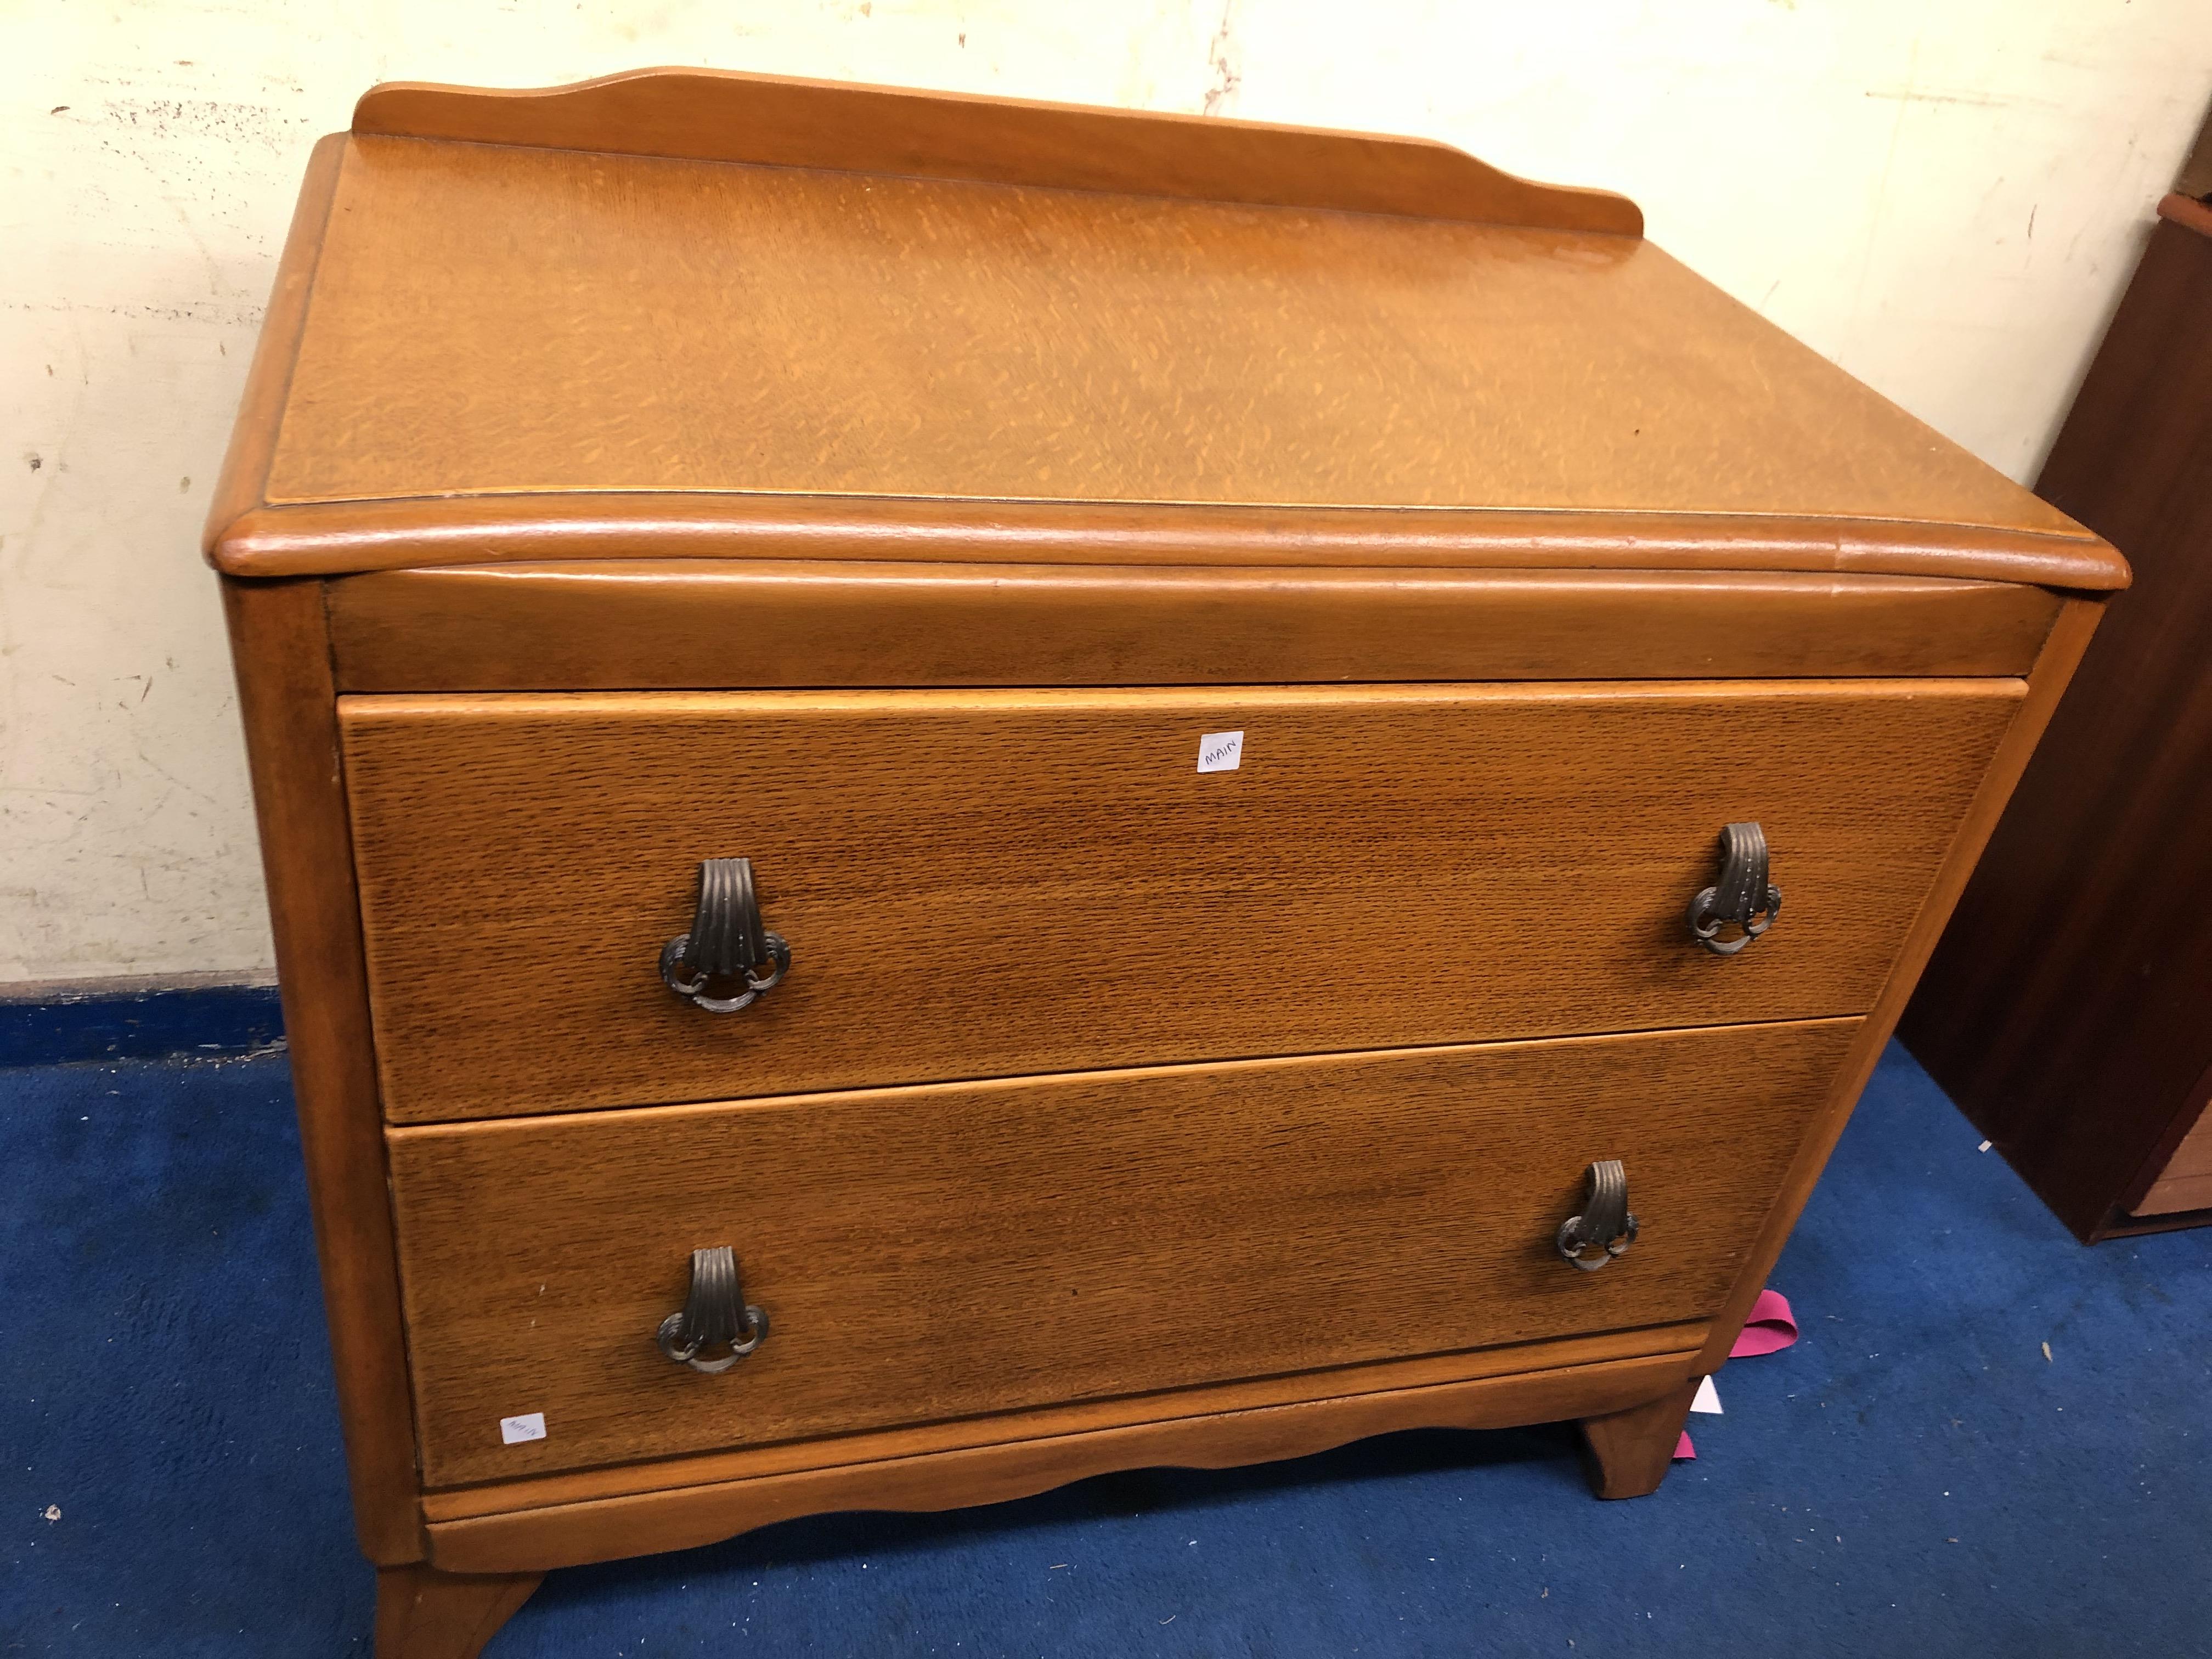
[2,1,2206,982]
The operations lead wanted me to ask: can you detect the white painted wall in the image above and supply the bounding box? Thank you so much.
[4,1,2207,984]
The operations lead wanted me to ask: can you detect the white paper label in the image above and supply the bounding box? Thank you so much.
[1689,1376,1723,1416]
[500,1412,548,1445]
[1197,731,1244,773]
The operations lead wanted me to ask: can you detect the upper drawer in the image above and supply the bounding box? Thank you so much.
[341,680,2019,1122]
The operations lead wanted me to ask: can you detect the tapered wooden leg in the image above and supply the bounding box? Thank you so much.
[1577,1380,1700,1499]
[375,1564,543,1659]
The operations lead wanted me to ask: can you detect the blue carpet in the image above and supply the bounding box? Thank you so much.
[4,1043,2207,1656]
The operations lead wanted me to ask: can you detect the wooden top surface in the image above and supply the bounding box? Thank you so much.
[208,70,2121,587]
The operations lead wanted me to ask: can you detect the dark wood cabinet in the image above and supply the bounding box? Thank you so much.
[1901,189,2212,1242]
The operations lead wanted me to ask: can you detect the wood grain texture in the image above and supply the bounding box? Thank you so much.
[1700,596,2108,1365]
[2133,1098,2212,1217]
[233,131,2095,555]
[373,1565,539,1659]
[1577,1381,1700,1499]
[1900,208,2208,1240]
[325,561,2064,692]
[2084,1208,2212,1242]
[219,580,422,1565]
[2132,1179,2212,1217]
[352,66,1643,235]
[424,1351,1694,1575]
[212,493,2125,589]
[386,1020,1853,1486]
[420,1322,1705,1520]
[203,69,2120,1614]
[202,134,345,555]
[340,680,2017,1122]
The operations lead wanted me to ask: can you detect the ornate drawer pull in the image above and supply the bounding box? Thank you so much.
[1556,1160,1638,1272]
[1686,821,1782,956]
[657,1245,770,1374]
[661,856,791,1012]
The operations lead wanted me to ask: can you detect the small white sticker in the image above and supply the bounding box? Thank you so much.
[500,1412,548,1445]
[1689,1376,1723,1416]
[1197,730,1244,773]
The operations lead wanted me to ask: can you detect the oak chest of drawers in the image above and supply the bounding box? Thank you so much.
[207,68,2126,1657]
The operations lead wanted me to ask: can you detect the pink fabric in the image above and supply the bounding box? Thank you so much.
[1673,1289,1802,1460]
[1729,1288,1799,1358]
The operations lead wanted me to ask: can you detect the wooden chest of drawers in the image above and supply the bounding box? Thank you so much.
[206,69,2125,1657]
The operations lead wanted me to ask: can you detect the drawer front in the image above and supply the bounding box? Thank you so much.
[324,561,2067,691]
[342,680,2016,1122]
[388,1018,1858,1486]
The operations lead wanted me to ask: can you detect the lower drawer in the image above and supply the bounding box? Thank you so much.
[388,1017,1856,1486]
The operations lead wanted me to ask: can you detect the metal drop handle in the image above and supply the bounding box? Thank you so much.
[1556,1160,1638,1272]
[661,856,791,1012]
[1686,821,1782,956]
[657,1246,770,1374]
